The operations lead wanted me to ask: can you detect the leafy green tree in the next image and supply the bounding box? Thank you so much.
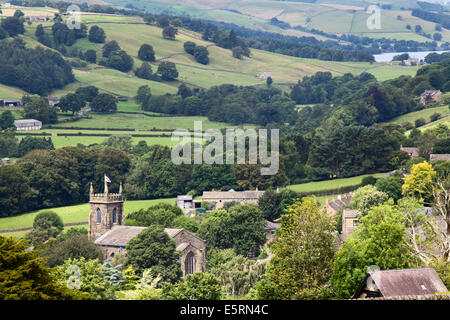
[59,93,85,115]
[1,16,25,37]
[162,26,177,40]
[183,41,196,55]
[0,164,32,216]
[135,62,153,80]
[193,46,209,65]
[138,44,155,62]
[350,185,389,216]
[263,197,337,299]
[55,257,115,300]
[102,40,120,58]
[25,211,64,246]
[375,175,403,202]
[209,250,266,297]
[267,76,273,87]
[198,204,266,257]
[157,61,178,81]
[41,234,103,267]
[162,272,222,300]
[0,111,15,130]
[135,85,152,108]
[0,236,85,300]
[84,49,97,63]
[331,201,415,299]
[90,93,117,113]
[75,86,99,103]
[22,95,57,124]
[33,211,64,232]
[125,225,182,283]
[125,203,183,228]
[13,9,24,18]
[88,25,105,43]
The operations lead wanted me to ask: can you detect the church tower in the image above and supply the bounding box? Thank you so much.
[88,180,124,241]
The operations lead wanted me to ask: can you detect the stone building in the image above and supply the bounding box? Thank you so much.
[341,209,359,239]
[89,182,206,278]
[202,189,265,209]
[323,193,353,216]
[400,146,419,158]
[420,90,443,105]
[429,154,450,162]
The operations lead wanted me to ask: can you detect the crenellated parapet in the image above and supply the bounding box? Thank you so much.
[90,193,123,203]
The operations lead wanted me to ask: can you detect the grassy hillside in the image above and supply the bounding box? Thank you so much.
[388,106,450,126]
[0,6,422,102]
[122,0,450,43]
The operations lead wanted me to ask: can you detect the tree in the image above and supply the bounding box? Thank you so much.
[267,76,273,87]
[331,201,414,298]
[402,161,437,202]
[262,197,337,299]
[433,33,442,41]
[0,165,32,217]
[125,203,183,228]
[232,46,245,59]
[0,236,85,300]
[75,86,99,103]
[84,49,97,63]
[90,93,117,113]
[59,93,85,115]
[183,41,196,55]
[415,25,423,33]
[1,16,25,37]
[88,25,105,43]
[193,46,209,65]
[162,26,177,40]
[138,44,155,62]
[13,9,24,18]
[102,40,120,58]
[350,185,389,216]
[17,136,54,157]
[161,272,222,300]
[208,249,266,297]
[135,85,152,108]
[135,62,153,80]
[125,225,182,283]
[0,111,14,130]
[156,15,170,28]
[198,204,266,257]
[22,95,57,124]
[41,234,103,267]
[157,61,178,81]
[375,175,403,202]
[54,257,115,300]
[25,211,64,246]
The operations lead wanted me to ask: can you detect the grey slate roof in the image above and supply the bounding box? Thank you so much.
[366,268,448,297]
[95,226,183,247]
[265,221,281,230]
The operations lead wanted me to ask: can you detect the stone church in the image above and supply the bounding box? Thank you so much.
[88,182,206,278]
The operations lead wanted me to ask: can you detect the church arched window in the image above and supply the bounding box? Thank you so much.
[112,208,117,223]
[97,208,101,223]
[185,252,195,275]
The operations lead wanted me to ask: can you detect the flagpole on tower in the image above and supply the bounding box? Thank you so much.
[104,174,109,194]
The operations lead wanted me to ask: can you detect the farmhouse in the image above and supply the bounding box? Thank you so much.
[202,189,265,209]
[420,90,443,105]
[353,268,448,299]
[14,119,42,131]
[400,146,419,158]
[265,220,281,242]
[89,183,206,279]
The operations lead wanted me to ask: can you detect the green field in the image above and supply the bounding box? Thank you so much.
[0,198,177,233]
[389,106,450,126]
[286,173,387,193]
